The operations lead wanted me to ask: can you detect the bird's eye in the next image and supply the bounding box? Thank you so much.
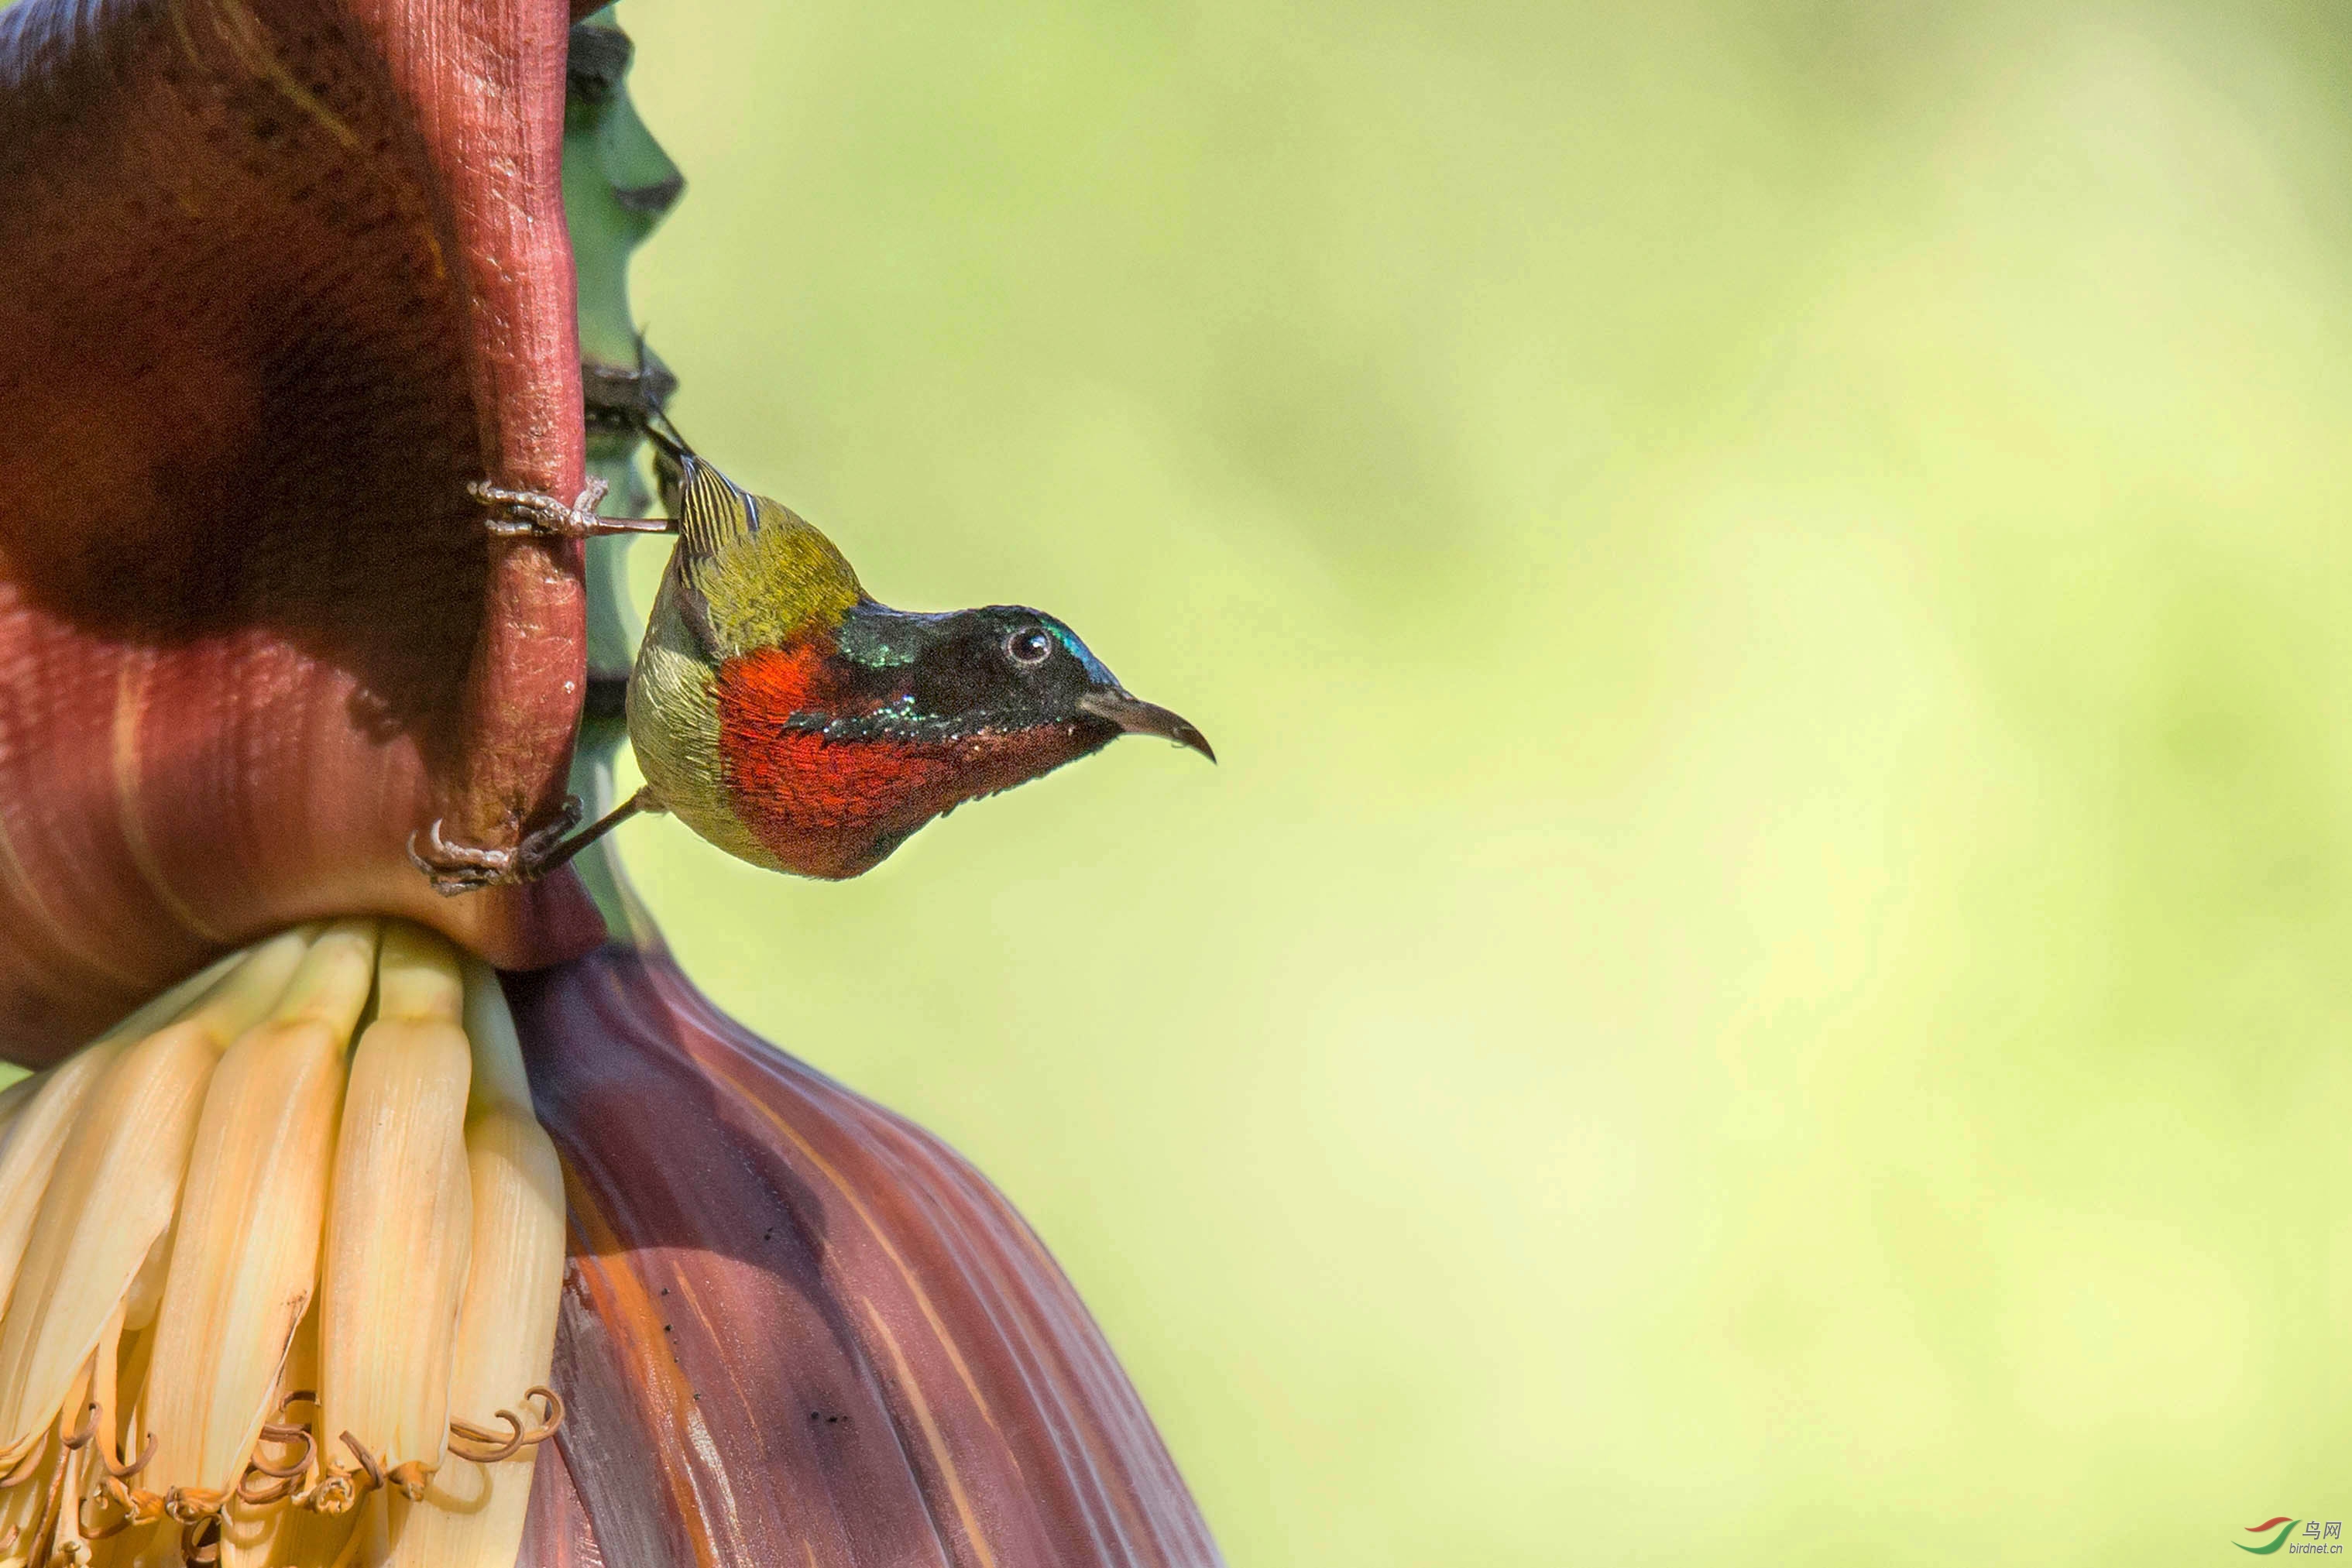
[1005,627,1054,667]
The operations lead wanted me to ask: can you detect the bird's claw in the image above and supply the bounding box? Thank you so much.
[407,797,586,895]
[472,478,610,539]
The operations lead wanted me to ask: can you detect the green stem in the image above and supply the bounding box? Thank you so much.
[561,5,682,945]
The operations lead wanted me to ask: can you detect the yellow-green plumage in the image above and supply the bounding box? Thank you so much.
[627,451,865,873]
[671,462,865,657]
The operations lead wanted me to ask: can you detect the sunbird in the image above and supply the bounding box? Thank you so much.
[411,426,1212,892]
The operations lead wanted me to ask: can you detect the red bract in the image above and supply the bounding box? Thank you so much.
[0,0,599,1058]
[510,945,1221,1567]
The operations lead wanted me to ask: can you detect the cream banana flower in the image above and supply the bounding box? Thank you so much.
[0,921,561,1568]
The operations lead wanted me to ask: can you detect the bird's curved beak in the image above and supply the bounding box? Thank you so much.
[1077,688,1217,763]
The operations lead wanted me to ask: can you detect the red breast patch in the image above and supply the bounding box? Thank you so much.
[712,644,1087,878]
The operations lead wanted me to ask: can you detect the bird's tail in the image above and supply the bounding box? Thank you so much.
[628,382,768,555]
[640,404,697,520]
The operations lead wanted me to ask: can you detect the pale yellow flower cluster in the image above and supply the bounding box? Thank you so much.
[0,923,563,1568]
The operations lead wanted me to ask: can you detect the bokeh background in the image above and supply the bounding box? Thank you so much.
[605,2,2352,1561]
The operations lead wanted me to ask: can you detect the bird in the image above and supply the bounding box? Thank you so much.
[410,422,1212,892]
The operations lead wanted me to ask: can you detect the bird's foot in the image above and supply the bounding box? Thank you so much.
[472,478,610,539]
[407,797,585,895]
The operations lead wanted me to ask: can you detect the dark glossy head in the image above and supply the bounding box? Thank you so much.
[821,603,1214,758]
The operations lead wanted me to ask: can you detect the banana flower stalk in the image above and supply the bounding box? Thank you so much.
[0,1,1221,1565]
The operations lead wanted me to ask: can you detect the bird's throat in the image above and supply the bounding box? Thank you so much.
[711,644,1104,877]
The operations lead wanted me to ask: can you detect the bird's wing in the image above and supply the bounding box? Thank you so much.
[654,433,867,658]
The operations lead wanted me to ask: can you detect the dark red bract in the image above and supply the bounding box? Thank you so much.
[512,945,1221,1567]
[0,0,601,1058]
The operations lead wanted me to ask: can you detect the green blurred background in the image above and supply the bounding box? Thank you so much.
[605,2,2352,1561]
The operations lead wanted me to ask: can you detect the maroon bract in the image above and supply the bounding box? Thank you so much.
[511,945,1221,1568]
[0,0,599,1058]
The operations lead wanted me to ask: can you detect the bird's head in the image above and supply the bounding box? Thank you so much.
[706,595,1212,878]
[830,601,1212,757]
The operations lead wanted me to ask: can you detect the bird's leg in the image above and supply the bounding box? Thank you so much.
[517,786,660,880]
[407,788,660,894]
[472,476,677,539]
[407,796,584,894]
